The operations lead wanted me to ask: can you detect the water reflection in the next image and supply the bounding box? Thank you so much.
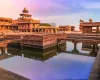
[7,46,58,61]
[65,41,99,57]
[81,43,99,57]
[72,42,79,53]
[0,41,96,80]
[0,47,12,60]
[0,41,98,61]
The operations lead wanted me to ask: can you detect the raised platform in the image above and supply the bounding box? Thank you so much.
[5,33,67,49]
[2,32,100,49]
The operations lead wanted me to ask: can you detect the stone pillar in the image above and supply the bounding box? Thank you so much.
[0,26,1,30]
[42,29,44,33]
[72,42,79,53]
[29,23,33,32]
[53,29,55,33]
[0,48,2,55]
[74,43,76,50]
[3,26,4,30]
[46,29,48,33]
[8,26,10,30]
[1,26,2,30]
[82,27,84,33]
[51,29,53,33]
[36,29,38,33]
[90,27,92,33]
[49,29,51,33]
[5,47,8,54]
[43,29,44,33]
[33,29,34,32]
[55,29,57,33]
[52,29,54,33]
[97,26,99,33]
[90,44,97,56]
[34,29,36,32]
[38,29,39,33]
[7,26,8,30]
[47,29,49,33]
[22,54,24,58]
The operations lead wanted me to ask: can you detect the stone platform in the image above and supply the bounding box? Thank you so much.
[4,33,67,49]
[0,67,29,80]
[89,48,100,80]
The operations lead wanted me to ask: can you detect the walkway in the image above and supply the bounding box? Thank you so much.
[89,47,100,80]
[0,68,29,80]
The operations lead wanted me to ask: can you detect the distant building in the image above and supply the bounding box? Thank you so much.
[0,17,18,32]
[79,19,100,33]
[58,25,75,33]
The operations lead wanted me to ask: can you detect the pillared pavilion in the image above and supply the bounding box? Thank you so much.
[80,19,100,33]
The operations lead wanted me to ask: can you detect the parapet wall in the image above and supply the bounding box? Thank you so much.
[5,33,63,49]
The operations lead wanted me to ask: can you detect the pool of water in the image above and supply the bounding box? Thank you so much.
[0,41,96,80]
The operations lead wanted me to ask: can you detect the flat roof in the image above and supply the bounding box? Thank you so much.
[0,17,12,20]
[80,22,100,27]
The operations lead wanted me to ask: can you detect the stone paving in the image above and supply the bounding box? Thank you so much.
[0,68,29,80]
[89,48,100,80]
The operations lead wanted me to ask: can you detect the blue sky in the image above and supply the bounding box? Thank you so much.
[0,0,100,29]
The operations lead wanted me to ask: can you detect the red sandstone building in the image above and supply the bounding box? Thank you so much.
[0,8,57,33]
[58,25,75,33]
[80,19,100,33]
[0,7,76,33]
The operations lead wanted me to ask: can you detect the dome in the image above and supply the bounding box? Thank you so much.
[80,19,82,22]
[80,19,84,22]
[89,18,93,22]
[23,7,29,13]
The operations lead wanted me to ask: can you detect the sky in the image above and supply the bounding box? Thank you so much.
[0,0,100,29]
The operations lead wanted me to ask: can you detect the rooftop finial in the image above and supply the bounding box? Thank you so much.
[23,7,29,13]
[80,19,84,23]
[89,18,93,22]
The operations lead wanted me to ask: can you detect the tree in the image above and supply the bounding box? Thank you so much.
[50,22,56,27]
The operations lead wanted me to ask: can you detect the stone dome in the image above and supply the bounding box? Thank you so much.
[80,19,84,22]
[89,18,93,22]
[23,7,29,13]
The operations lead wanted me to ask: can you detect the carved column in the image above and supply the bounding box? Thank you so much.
[90,44,97,56]
[37,29,39,33]
[5,47,8,54]
[97,26,99,33]
[0,48,2,55]
[0,26,1,30]
[91,27,92,33]
[72,41,79,53]
[34,29,36,32]
[29,23,33,32]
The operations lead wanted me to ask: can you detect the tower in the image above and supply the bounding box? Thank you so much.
[17,7,40,32]
[19,7,32,19]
